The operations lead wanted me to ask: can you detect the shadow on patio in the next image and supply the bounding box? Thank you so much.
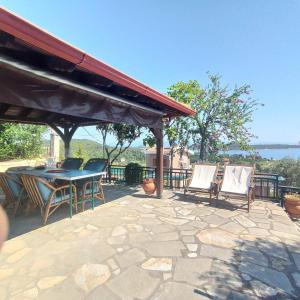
[7,185,140,239]
[192,236,300,299]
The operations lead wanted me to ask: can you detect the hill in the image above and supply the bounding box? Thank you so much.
[58,139,145,165]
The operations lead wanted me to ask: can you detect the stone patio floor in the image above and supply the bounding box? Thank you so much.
[0,185,300,299]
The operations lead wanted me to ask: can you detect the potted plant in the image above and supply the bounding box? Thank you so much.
[284,193,300,218]
[143,178,156,195]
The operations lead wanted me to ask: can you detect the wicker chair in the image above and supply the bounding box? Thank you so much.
[61,158,83,170]
[55,157,84,186]
[0,172,25,216]
[20,174,77,224]
[184,163,219,200]
[78,158,107,211]
[217,164,255,212]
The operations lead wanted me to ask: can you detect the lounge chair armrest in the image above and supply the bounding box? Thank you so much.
[211,180,218,187]
[215,179,222,190]
[248,184,255,193]
[184,177,192,188]
[211,180,221,194]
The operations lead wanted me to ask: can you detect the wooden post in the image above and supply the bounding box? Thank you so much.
[64,137,71,158]
[49,128,60,164]
[49,124,78,159]
[151,127,164,198]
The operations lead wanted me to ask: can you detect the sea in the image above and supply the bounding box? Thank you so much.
[224,148,300,160]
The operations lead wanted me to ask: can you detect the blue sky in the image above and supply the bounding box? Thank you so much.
[1,0,300,145]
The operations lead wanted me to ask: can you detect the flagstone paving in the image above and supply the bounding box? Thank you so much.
[1,185,300,299]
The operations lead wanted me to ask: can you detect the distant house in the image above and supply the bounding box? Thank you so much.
[145,147,190,169]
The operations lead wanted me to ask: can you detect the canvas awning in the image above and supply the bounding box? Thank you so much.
[0,8,195,131]
[0,53,163,129]
[0,7,195,198]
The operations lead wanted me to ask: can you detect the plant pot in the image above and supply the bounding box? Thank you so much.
[143,178,156,195]
[284,194,300,218]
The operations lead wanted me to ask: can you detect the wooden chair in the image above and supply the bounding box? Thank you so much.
[0,172,25,217]
[20,174,77,224]
[217,164,255,212]
[184,163,219,200]
[79,158,107,211]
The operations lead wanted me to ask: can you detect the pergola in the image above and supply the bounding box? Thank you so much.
[0,8,195,198]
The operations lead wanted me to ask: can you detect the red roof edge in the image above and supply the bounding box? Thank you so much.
[0,7,195,116]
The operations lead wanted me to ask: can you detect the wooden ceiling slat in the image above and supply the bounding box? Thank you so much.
[18,107,33,118]
[0,103,10,115]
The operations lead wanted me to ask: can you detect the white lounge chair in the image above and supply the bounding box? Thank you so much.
[184,163,219,200]
[217,164,255,212]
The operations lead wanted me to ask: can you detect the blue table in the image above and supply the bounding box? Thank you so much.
[7,167,106,217]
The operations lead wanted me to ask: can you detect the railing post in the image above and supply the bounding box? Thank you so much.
[276,175,279,199]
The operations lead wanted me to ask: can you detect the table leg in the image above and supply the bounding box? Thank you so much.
[92,176,95,209]
[69,180,73,218]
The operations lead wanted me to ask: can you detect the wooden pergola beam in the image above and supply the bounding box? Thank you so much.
[151,127,164,199]
[48,124,78,158]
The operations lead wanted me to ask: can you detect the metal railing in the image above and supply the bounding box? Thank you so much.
[254,172,279,200]
[105,165,281,200]
[278,185,300,207]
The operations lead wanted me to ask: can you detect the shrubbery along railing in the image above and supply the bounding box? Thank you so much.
[105,165,281,200]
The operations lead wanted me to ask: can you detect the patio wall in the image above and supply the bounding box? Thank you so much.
[0,159,43,172]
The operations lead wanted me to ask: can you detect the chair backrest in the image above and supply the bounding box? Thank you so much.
[189,164,218,190]
[61,158,83,170]
[84,158,108,172]
[0,173,22,202]
[20,174,47,207]
[221,165,254,195]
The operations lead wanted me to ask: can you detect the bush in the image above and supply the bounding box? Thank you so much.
[124,162,143,185]
[0,124,47,160]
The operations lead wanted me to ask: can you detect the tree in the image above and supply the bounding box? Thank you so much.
[0,123,47,160]
[165,116,192,169]
[167,75,262,161]
[97,123,142,180]
[163,117,191,188]
[74,145,89,163]
[143,119,191,170]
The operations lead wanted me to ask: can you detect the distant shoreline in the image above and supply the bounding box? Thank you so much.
[229,144,300,150]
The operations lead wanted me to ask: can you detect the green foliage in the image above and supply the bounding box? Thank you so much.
[168,75,262,161]
[124,162,143,185]
[73,144,89,163]
[59,139,104,162]
[206,153,261,165]
[164,117,192,168]
[97,124,142,166]
[258,158,300,186]
[143,129,156,148]
[59,138,145,165]
[206,154,300,187]
[0,123,47,160]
